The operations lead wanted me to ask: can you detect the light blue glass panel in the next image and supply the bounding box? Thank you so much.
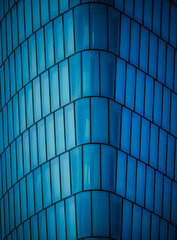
[163,177,171,221]
[2,153,7,194]
[5,60,10,102]
[76,192,91,238]
[92,191,109,237]
[60,152,71,198]
[20,178,27,222]
[27,172,35,217]
[23,131,30,175]
[120,14,130,61]
[70,147,82,194]
[36,28,45,74]
[161,0,169,41]
[50,0,59,19]
[32,0,40,31]
[39,211,47,240]
[74,4,89,51]
[12,5,18,49]
[158,39,166,84]
[91,98,108,143]
[140,27,149,72]
[167,135,175,178]
[45,22,54,68]
[126,156,136,201]
[14,183,21,226]
[0,200,5,239]
[19,89,26,133]
[4,193,9,234]
[24,0,32,37]
[64,10,74,57]
[59,60,70,106]
[51,157,61,203]
[171,93,177,137]
[132,205,141,240]
[126,64,135,110]
[65,103,75,149]
[0,157,2,197]
[46,114,55,160]
[154,81,162,126]
[26,83,33,127]
[66,197,76,239]
[50,65,60,111]
[136,161,145,206]
[42,162,51,208]
[18,0,25,43]
[34,168,43,212]
[115,58,126,104]
[55,109,65,154]
[149,124,158,169]
[166,45,174,90]
[0,112,3,153]
[83,144,100,190]
[90,4,107,50]
[41,0,49,25]
[9,188,15,230]
[158,129,167,174]
[0,66,5,107]
[54,16,64,62]
[30,125,38,170]
[142,210,150,240]
[100,52,115,98]
[121,107,131,153]
[29,35,37,80]
[149,33,158,78]
[56,201,66,240]
[59,0,69,13]
[16,136,23,180]
[154,172,163,216]
[122,200,132,240]
[69,53,81,101]
[6,12,12,55]
[101,145,116,191]
[8,101,13,143]
[22,41,29,85]
[75,98,90,145]
[11,142,17,185]
[0,28,1,65]
[171,182,177,225]
[41,71,50,116]
[33,77,42,122]
[15,48,22,91]
[144,76,153,120]
[24,220,31,240]
[2,19,7,61]
[130,21,140,66]
[3,107,8,149]
[31,215,38,240]
[162,87,170,131]
[47,206,56,240]
[70,0,80,7]
[37,119,46,165]
[82,51,99,96]
[140,118,150,164]
[108,7,120,54]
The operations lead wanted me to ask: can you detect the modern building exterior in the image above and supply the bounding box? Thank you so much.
[0,0,177,239]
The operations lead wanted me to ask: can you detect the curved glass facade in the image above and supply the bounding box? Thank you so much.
[0,0,177,239]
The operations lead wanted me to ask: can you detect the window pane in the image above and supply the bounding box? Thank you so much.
[115,58,126,104]
[122,200,132,240]
[46,114,55,160]
[144,76,154,121]
[50,65,60,111]
[126,64,135,110]
[142,210,150,240]
[34,168,42,212]
[148,33,158,78]
[126,156,136,201]
[166,46,174,90]
[136,161,145,206]
[42,162,51,208]
[49,0,59,19]
[29,35,37,80]
[18,0,25,43]
[158,129,167,174]
[145,166,154,211]
[12,6,18,49]
[140,118,150,164]
[130,21,140,66]
[153,81,162,126]
[36,28,45,74]
[37,119,46,165]
[41,71,50,117]
[26,82,34,127]
[121,107,131,153]
[20,178,27,221]
[167,135,175,179]
[171,93,177,137]
[45,22,54,68]
[163,177,171,221]
[149,124,158,169]
[24,0,32,37]
[33,77,42,122]
[59,60,70,106]
[54,16,64,62]
[65,197,76,239]
[132,205,141,240]
[116,151,126,197]
[51,157,61,203]
[120,15,130,61]
[41,0,49,25]
[15,48,22,91]
[39,211,47,240]
[65,103,75,150]
[32,0,40,31]
[162,87,170,131]
[60,152,71,198]
[139,27,149,72]
[47,206,56,240]
[154,172,163,216]
[55,109,65,155]
[158,39,166,84]
[131,113,140,158]
[22,41,30,85]
[59,0,68,13]
[64,10,74,57]
[17,136,23,180]
[27,173,34,217]
[23,131,30,175]
[56,202,66,240]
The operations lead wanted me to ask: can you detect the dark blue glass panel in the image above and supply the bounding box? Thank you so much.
[50,65,60,111]
[31,215,38,240]
[65,197,76,239]
[167,135,175,178]
[90,4,107,50]
[41,0,49,25]
[24,0,32,37]
[140,27,149,72]
[26,83,33,127]
[120,15,130,61]
[12,6,18,49]
[132,205,141,240]
[149,33,158,78]
[59,60,70,106]
[27,173,35,217]
[126,156,136,201]
[76,192,91,238]
[46,114,55,160]
[174,52,177,93]
[0,200,5,239]
[114,0,123,11]
[125,0,133,16]
[151,215,159,239]
[140,118,150,164]
[91,98,108,143]
[1,154,6,194]
[42,162,51,208]
[131,113,140,158]
[37,119,46,165]
[6,12,12,55]
[4,193,9,234]
[11,142,17,185]
[33,77,42,122]
[74,4,89,51]
[41,71,50,117]
[82,51,99,97]
[51,157,61,203]
[55,109,65,154]
[168,225,176,240]
[32,0,40,31]
[166,46,174,90]
[130,21,140,66]
[60,153,71,198]
[16,136,23,180]
[121,107,131,153]
[34,168,43,212]
[54,16,64,62]
[18,1,25,43]
[23,131,30,175]
[126,64,135,110]
[152,0,161,35]
[50,0,59,19]
[45,22,54,68]
[161,0,169,41]
[142,210,150,240]
[0,112,3,153]
[158,129,167,174]
[154,172,163,216]
[149,124,158,169]
[39,211,47,240]
[134,0,143,23]
[0,66,5,107]
[170,6,177,47]
[22,41,29,85]
[154,81,162,126]
[171,182,177,225]
[171,93,177,137]
[70,0,80,7]
[56,201,66,240]
[64,10,74,57]
[122,200,132,240]
[65,103,75,150]
[101,145,116,191]
[136,161,145,206]
[9,189,15,230]
[2,20,7,61]
[160,220,167,240]
[162,87,170,132]
[92,191,109,237]
[36,28,45,74]
[20,178,27,222]
[83,144,100,190]
[116,151,126,197]
[158,39,166,84]
[144,76,153,121]
[47,206,56,240]
[163,177,171,221]
[3,107,8,149]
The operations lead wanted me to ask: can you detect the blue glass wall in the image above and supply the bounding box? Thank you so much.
[0,0,177,239]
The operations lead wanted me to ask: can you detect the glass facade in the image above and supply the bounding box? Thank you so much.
[0,0,177,239]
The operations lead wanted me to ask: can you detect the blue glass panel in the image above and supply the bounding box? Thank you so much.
[149,124,158,169]
[0,200,5,239]
[33,77,42,122]
[126,156,136,201]
[6,12,12,55]
[39,211,47,240]
[114,0,123,11]
[23,131,30,175]
[121,107,131,153]
[70,147,82,194]
[83,144,100,190]
[91,98,108,143]
[126,64,135,110]
[108,7,120,54]
[130,21,140,66]
[74,4,89,51]
[31,215,38,240]
[5,60,10,102]
[24,220,31,240]
[8,101,13,143]
[16,136,23,180]
[24,0,32,37]
[144,0,152,28]
[50,65,60,111]
[64,10,74,57]
[163,177,171,221]
[51,157,61,203]
[41,71,50,117]
[120,15,130,61]
[101,145,116,191]
[140,27,149,72]
[100,52,115,98]
[11,142,17,185]
[109,100,121,148]
[15,48,22,91]
[158,129,167,174]
[142,210,150,240]
[6,148,11,190]
[26,83,33,127]
[4,194,10,234]
[55,109,65,154]
[134,0,143,23]
[158,39,166,84]
[9,189,15,230]
[0,112,3,153]
[36,28,45,74]
[167,135,175,178]
[171,182,177,225]
[42,162,51,208]
[153,0,161,35]
[65,197,76,239]
[174,52,177,93]
[170,5,177,47]
[92,191,109,237]
[46,114,55,160]
[160,220,168,240]
[154,82,162,125]
[32,0,40,31]
[144,76,153,121]
[136,161,145,206]
[162,87,170,131]
[175,141,177,182]
[59,60,70,106]
[161,0,169,41]
[75,98,90,145]
[70,0,80,7]
[30,126,38,170]
[140,118,150,164]
[0,67,5,107]
[171,93,177,137]
[45,22,54,68]
[29,35,37,80]
[65,103,75,149]
[154,172,163,216]
[132,205,141,240]
[37,119,46,165]
[54,16,64,62]
[0,157,2,197]
[47,206,56,240]
[27,173,34,217]
[12,6,18,49]
[3,107,8,149]
[168,225,176,240]
[18,0,25,43]
[131,113,140,158]
[69,53,81,101]
[20,178,27,221]
[90,4,107,50]
[2,153,6,194]
[1,19,7,61]
[50,0,59,19]
[59,0,69,13]
[149,33,158,78]
[22,41,29,85]
[76,192,91,238]
[151,215,159,239]
[82,51,99,97]
[122,200,132,240]
[56,201,66,240]
[34,168,43,212]
[166,46,174,90]
[60,152,71,198]
[0,28,1,65]
[41,0,49,25]
[125,0,133,16]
